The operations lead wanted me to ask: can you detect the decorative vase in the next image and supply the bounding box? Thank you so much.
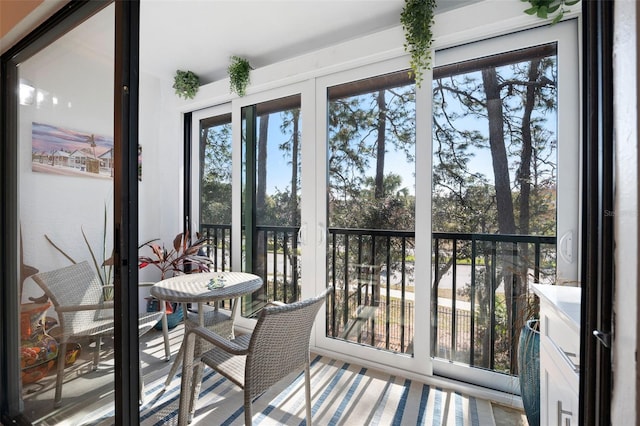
[146,298,183,330]
[20,302,59,384]
[518,319,540,426]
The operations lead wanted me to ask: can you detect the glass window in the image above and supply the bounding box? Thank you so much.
[431,44,559,373]
[242,95,302,314]
[199,113,232,271]
[325,70,416,354]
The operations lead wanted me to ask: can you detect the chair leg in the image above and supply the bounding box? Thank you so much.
[244,399,253,426]
[160,299,171,361]
[165,337,184,387]
[178,329,200,425]
[305,360,312,426]
[92,337,102,370]
[53,341,68,408]
[139,364,145,405]
[159,300,171,361]
[188,359,206,421]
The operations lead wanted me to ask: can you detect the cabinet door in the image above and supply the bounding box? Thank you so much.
[541,341,579,425]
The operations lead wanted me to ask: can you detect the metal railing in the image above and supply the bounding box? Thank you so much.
[200,223,556,375]
[326,227,415,353]
[432,232,556,374]
[200,223,231,271]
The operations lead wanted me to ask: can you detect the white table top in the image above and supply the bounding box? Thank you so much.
[150,271,262,303]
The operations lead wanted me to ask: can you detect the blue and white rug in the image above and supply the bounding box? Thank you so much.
[136,354,496,426]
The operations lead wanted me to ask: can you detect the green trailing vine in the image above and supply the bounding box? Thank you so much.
[172,70,199,99]
[522,0,579,24]
[400,0,437,88]
[228,56,252,97]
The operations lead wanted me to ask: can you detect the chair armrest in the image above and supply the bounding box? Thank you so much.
[57,301,115,313]
[186,325,250,355]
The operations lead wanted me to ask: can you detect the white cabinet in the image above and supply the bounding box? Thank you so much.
[532,284,581,426]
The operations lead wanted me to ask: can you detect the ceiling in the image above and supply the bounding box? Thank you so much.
[138,0,482,85]
[2,0,483,86]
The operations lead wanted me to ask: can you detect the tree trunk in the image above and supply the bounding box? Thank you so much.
[255,115,269,281]
[482,68,516,235]
[371,91,388,307]
[519,59,540,237]
[375,90,387,200]
[291,110,300,225]
[482,67,517,371]
[512,59,541,374]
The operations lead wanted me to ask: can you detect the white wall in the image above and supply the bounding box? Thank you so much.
[18,9,115,302]
[612,0,638,423]
[18,4,185,306]
[138,71,184,284]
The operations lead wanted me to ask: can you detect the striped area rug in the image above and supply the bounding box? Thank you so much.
[138,354,496,426]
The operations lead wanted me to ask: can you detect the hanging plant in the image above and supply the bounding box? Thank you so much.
[522,0,580,24]
[172,70,199,99]
[400,0,437,88]
[228,56,252,97]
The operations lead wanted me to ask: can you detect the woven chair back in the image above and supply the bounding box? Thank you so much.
[245,287,331,400]
[32,261,112,337]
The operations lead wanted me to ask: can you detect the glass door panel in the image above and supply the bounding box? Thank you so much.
[430,20,579,393]
[17,4,116,422]
[241,95,302,316]
[325,70,416,355]
[198,112,232,272]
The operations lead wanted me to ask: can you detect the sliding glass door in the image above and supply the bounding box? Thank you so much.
[191,84,309,328]
[314,58,433,376]
[13,4,117,421]
[2,1,144,423]
[430,20,580,392]
[185,19,579,396]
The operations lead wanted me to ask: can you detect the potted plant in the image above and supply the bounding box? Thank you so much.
[228,56,252,97]
[400,0,437,88]
[173,69,200,99]
[522,0,580,24]
[138,231,213,328]
[138,231,212,279]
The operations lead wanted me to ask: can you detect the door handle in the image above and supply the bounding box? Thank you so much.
[593,329,611,348]
[317,223,325,245]
[298,223,307,245]
[559,230,573,264]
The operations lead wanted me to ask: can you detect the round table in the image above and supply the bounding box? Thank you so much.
[150,271,263,308]
[150,271,263,386]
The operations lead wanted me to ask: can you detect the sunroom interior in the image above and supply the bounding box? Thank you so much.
[2,0,636,425]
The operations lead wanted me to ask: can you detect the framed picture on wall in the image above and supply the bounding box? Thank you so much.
[31,122,114,179]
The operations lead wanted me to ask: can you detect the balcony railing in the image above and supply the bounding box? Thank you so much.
[200,223,556,376]
[326,227,415,353]
[433,232,556,375]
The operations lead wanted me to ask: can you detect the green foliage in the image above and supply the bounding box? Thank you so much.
[400,0,437,88]
[173,70,199,99]
[228,56,252,97]
[201,123,233,225]
[522,0,580,24]
[138,232,212,280]
[432,56,558,238]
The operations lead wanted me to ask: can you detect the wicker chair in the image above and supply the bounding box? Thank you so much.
[31,261,165,407]
[163,302,234,387]
[178,287,332,425]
